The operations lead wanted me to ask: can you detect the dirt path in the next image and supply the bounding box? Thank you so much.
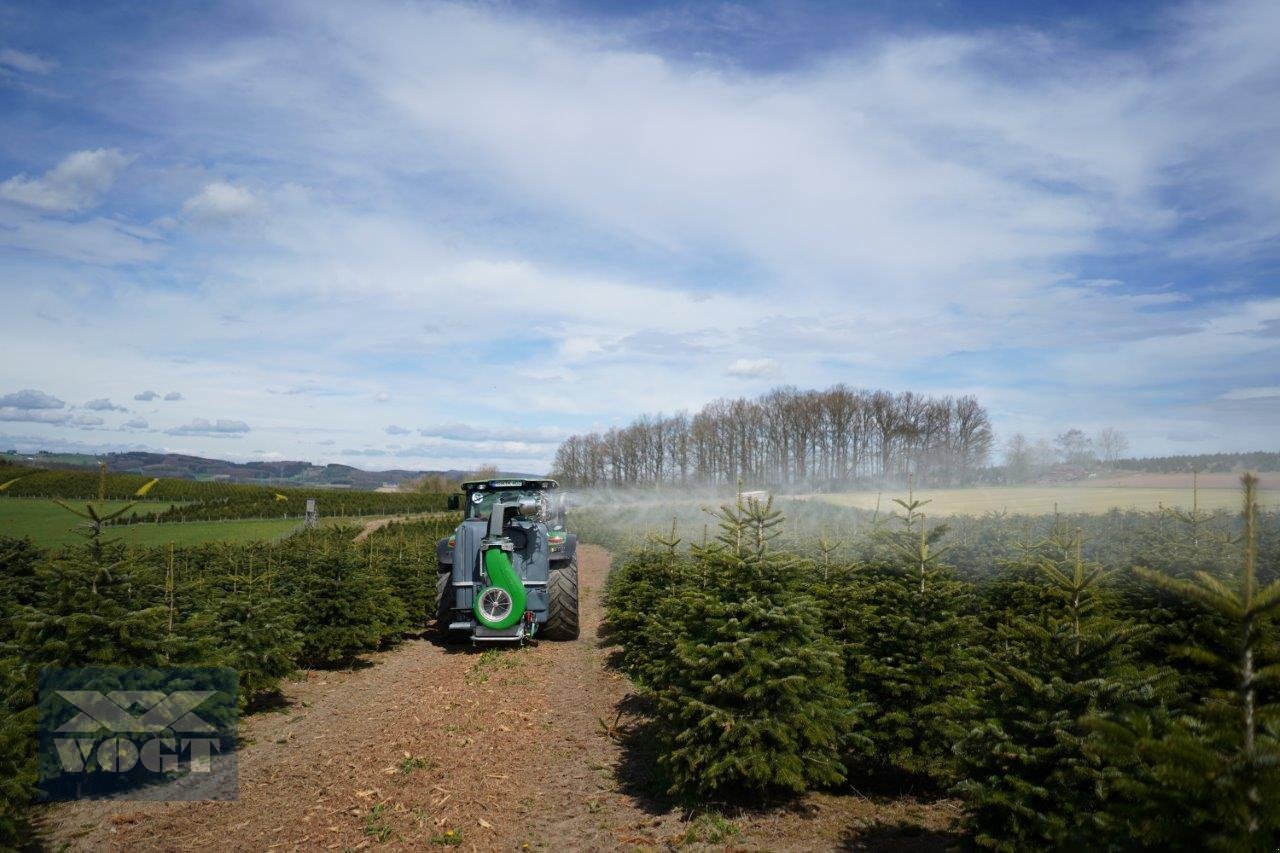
[40,545,958,851]
[351,511,453,543]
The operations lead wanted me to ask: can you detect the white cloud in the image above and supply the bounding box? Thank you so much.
[166,418,251,436]
[181,181,261,221]
[163,391,184,401]
[385,424,411,435]
[0,208,161,265]
[0,389,65,409]
[418,423,569,443]
[122,417,149,429]
[0,408,69,424]
[84,397,128,412]
[1220,386,1280,400]
[134,390,160,401]
[69,413,103,428]
[0,149,129,213]
[725,358,778,379]
[0,48,57,74]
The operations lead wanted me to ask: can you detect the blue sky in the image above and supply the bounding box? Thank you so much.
[0,0,1277,472]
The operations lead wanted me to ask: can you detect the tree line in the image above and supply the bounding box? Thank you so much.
[551,385,995,489]
[1113,450,1280,474]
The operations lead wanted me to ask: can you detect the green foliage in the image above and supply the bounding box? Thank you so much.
[591,474,1280,846]
[201,579,301,709]
[824,560,984,785]
[954,529,1159,850]
[827,504,985,785]
[603,541,696,685]
[0,656,36,848]
[639,499,857,797]
[17,546,168,670]
[288,547,397,667]
[1086,474,1280,850]
[0,537,41,643]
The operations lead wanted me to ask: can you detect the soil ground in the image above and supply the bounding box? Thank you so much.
[39,545,960,851]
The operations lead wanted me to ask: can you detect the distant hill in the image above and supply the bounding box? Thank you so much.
[0,450,478,490]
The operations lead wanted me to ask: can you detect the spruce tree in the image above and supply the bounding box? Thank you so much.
[381,534,433,632]
[834,501,985,785]
[18,543,167,670]
[603,520,696,686]
[199,563,301,710]
[1087,474,1280,849]
[954,528,1157,850]
[0,654,35,848]
[649,498,855,797]
[0,537,41,645]
[290,547,386,667]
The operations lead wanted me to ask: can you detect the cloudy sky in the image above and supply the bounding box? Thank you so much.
[1,0,1277,472]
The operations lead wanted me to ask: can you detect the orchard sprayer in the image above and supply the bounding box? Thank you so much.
[435,478,579,643]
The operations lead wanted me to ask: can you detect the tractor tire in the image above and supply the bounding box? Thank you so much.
[542,557,580,640]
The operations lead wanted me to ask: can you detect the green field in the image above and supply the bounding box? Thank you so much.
[804,485,1280,516]
[0,499,303,547]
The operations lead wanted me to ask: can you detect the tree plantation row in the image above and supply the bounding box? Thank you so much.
[0,515,459,844]
[0,463,451,522]
[598,478,1280,850]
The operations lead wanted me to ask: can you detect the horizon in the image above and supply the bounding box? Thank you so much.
[2,0,1278,470]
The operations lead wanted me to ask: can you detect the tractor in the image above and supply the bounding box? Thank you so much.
[435,478,579,643]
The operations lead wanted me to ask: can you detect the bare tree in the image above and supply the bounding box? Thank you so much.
[1055,428,1095,467]
[1004,433,1034,483]
[550,385,995,489]
[1095,427,1129,466]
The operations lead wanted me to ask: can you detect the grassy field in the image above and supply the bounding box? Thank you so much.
[805,485,1280,516]
[0,499,303,547]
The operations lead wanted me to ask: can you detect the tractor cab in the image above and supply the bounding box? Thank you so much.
[448,478,565,529]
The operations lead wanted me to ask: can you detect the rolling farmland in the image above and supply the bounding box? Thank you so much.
[0,498,302,547]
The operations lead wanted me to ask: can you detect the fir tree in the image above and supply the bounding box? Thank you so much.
[1087,474,1280,850]
[18,543,167,670]
[832,501,986,785]
[199,563,301,710]
[290,548,387,667]
[603,519,697,685]
[0,654,36,848]
[649,498,856,797]
[381,534,433,632]
[954,528,1157,850]
[0,537,41,645]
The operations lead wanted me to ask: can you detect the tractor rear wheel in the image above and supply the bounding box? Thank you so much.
[542,557,580,640]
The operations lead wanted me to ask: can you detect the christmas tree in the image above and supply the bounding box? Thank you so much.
[954,527,1157,850]
[649,498,855,797]
[1086,474,1280,849]
[199,563,301,710]
[289,547,388,667]
[831,500,985,786]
